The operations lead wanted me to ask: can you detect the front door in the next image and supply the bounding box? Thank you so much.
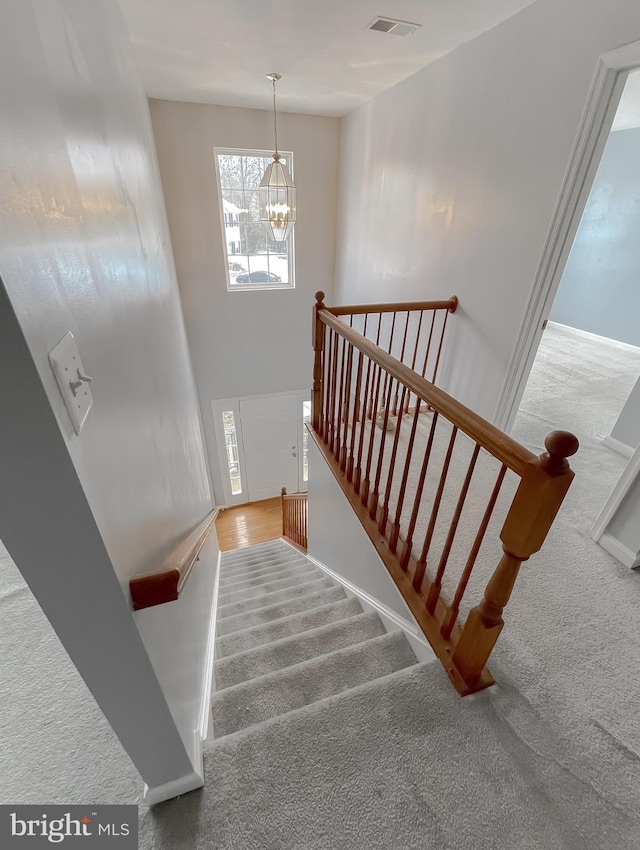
[239,393,299,501]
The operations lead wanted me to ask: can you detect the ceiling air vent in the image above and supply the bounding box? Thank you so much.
[368,16,421,36]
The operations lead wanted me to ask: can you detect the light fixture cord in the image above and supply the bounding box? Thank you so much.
[272,76,279,156]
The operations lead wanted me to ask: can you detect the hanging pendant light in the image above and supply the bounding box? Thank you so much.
[260,73,296,242]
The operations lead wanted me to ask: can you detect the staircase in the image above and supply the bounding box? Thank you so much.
[212,539,419,739]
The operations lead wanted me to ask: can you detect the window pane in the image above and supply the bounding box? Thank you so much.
[216,149,294,290]
[302,400,311,483]
[222,410,242,495]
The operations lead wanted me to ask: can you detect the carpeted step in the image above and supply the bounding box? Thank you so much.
[216,586,346,637]
[219,556,310,586]
[219,562,316,594]
[139,663,450,850]
[221,538,285,555]
[144,656,627,850]
[217,576,335,621]
[220,541,291,568]
[215,611,386,689]
[153,663,445,850]
[218,568,323,607]
[216,596,363,658]
[220,549,305,575]
[212,631,418,737]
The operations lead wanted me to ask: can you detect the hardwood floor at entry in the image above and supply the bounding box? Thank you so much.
[216,497,283,552]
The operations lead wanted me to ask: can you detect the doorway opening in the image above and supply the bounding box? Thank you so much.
[212,389,310,507]
[508,64,640,565]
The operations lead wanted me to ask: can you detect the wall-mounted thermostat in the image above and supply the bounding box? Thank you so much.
[49,332,93,435]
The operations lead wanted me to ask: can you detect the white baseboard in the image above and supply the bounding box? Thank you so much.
[598,531,640,569]
[602,435,635,459]
[303,551,436,664]
[549,322,640,353]
[198,548,221,744]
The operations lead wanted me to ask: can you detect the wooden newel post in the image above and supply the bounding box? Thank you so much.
[452,430,579,686]
[312,291,326,433]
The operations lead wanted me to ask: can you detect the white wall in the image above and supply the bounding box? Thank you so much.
[605,468,640,566]
[0,0,215,794]
[334,0,640,421]
[308,440,419,623]
[150,99,340,504]
[611,376,640,451]
[0,281,195,793]
[549,128,640,347]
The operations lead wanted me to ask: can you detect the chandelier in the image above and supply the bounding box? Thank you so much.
[260,73,296,242]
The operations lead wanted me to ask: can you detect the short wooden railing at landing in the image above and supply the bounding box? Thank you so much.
[281,488,308,552]
[310,291,578,695]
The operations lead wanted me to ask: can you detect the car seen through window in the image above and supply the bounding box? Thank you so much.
[235,271,282,283]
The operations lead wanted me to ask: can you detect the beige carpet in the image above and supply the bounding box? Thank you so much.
[0,538,142,804]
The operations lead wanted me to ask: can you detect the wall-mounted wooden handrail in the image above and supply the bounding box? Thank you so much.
[327,296,458,317]
[318,305,535,477]
[129,510,218,611]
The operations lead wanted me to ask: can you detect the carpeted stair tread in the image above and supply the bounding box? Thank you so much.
[220,549,306,573]
[218,569,323,606]
[219,563,316,594]
[215,596,363,658]
[217,576,334,620]
[216,586,346,636]
[144,656,635,850]
[186,664,461,849]
[221,538,285,556]
[219,557,310,586]
[215,611,386,689]
[212,631,418,737]
[220,542,292,568]
[210,659,439,746]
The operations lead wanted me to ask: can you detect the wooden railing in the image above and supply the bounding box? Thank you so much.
[324,295,458,392]
[311,291,578,694]
[281,488,308,552]
[129,510,218,611]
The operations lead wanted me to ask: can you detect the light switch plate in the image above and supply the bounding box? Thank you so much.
[49,332,93,435]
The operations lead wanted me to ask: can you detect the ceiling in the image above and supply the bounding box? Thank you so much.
[119,0,539,117]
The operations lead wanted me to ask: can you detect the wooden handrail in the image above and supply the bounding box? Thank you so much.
[310,292,578,694]
[318,306,536,477]
[327,296,458,317]
[129,510,218,611]
[281,487,308,552]
[281,490,308,501]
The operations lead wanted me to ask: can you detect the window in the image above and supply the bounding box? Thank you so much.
[222,410,243,495]
[215,148,295,291]
[302,400,311,483]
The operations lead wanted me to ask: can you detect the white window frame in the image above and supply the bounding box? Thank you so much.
[211,398,249,507]
[214,147,296,292]
[300,398,311,489]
